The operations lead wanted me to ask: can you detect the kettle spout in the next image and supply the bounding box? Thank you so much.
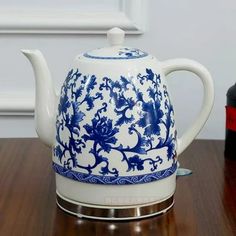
[21,49,57,147]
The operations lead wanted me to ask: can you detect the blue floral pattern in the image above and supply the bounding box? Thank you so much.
[118,48,146,58]
[53,68,177,185]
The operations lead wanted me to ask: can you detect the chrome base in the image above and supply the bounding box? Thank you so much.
[56,192,174,220]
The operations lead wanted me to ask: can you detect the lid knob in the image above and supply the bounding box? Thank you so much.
[107,27,125,46]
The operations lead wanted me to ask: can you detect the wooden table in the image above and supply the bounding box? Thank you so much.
[0,139,235,236]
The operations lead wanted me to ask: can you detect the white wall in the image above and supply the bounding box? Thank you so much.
[0,0,234,139]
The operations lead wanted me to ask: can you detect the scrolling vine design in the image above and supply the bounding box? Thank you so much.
[53,68,176,183]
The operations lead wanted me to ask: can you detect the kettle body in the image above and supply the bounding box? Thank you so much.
[22,28,214,220]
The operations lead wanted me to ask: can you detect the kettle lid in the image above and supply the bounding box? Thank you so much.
[83,27,149,60]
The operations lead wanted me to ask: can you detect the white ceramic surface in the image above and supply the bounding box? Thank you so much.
[21,27,214,207]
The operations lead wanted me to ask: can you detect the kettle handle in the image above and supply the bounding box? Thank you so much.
[161,58,214,155]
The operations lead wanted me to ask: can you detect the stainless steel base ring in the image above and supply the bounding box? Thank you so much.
[56,192,174,220]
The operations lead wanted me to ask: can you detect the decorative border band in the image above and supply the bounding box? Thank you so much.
[52,162,177,185]
[83,52,149,60]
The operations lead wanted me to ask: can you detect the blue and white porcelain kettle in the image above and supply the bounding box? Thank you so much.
[22,27,214,220]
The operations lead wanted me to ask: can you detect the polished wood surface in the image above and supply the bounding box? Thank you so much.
[0,139,235,236]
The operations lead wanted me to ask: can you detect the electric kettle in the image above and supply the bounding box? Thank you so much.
[22,27,214,220]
